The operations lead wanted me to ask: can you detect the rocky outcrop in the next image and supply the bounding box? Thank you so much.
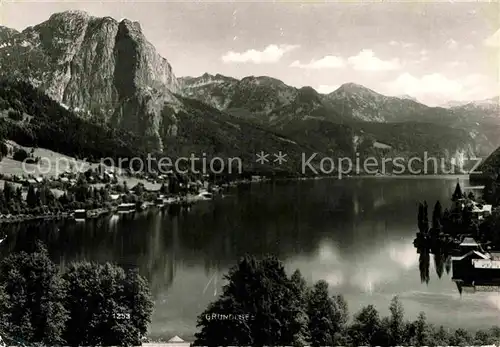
[0,10,179,151]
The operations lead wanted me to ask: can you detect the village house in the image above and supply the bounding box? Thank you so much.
[452,248,500,294]
[457,237,481,254]
[471,202,493,220]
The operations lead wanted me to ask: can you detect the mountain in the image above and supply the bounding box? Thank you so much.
[479,146,500,177]
[0,11,495,176]
[181,75,481,170]
[324,83,436,123]
[0,79,147,162]
[0,10,178,151]
[180,75,499,157]
[180,76,478,126]
[450,96,499,118]
[0,78,327,174]
[179,74,299,123]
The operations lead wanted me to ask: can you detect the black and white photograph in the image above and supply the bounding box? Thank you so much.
[0,1,499,346]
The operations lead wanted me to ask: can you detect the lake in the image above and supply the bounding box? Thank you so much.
[1,177,499,340]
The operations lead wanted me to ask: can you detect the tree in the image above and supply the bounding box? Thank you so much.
[132,183,144,195]
[0,141,8,159]
[388,296,405,345]
[423,201,429,231]
[452,182,463,202]
[349,304,382,346]
[7,109,23,121]
[0,242,68,345]
[432,201,443,231]
[450,328,473,346]
[307,280,339,346]
[3,182,14,205]
[417,202,429,234]
[12,148,29,162]
[414,312,430,347]
[430,326,450,346]
[331,294,349,345]
[194,255,307,347]
[474,329,495,346]
[62,262,154,347]
[289,270,310,346]
[26,184,38,208]
[418,202,424,232]
[160,183,168,195]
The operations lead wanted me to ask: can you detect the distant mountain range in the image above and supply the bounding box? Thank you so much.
[180,74,500,156]
[0,10,498,175]
[442,96,499,109]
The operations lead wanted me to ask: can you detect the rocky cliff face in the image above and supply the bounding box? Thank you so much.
[0,10,179,150]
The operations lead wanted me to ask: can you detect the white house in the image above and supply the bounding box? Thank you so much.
[165,336,190,347]
[472,203,493,220]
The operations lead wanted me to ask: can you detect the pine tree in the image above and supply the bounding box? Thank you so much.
[422,201,429,233]
[418,202,424,233]
[307,280,338,346]
[432,201,443,231]
[26,184,38,208]
[388,296,405,345]
[3,182,14,204]
[289,270,310,346]
[452,182,463,201]
[414,312,430,347]
[349,305,382,346]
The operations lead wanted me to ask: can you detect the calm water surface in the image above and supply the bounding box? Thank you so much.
[2,177,499,339]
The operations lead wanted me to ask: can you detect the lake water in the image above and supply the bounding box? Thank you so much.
[1,177,500,340]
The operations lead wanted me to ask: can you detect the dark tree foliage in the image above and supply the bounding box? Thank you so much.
[0,79,148,164]
[62,262,154,347]
[12,148,29,162]
[307,281,336,346]
[388,296,406,346]
[417,202,429,233]
[452,182,463,201]
[289,270,311,346]
[195,255,309,347]
[432,201,443,231]
[348,304,384,346]
[0,243,154,347]
[7,109,23,121]
[0,242,68,345]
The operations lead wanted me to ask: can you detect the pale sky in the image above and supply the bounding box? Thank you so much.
[1,0,499,106]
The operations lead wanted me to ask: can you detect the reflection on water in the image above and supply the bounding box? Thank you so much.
[417,248,452,285]
[419,249,430,284]
[2,177,500,338]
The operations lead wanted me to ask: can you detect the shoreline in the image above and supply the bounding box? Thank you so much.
[0,174,479,225]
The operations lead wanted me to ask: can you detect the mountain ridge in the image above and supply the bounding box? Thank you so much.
[0,10,179,151]
[0,10,497,175]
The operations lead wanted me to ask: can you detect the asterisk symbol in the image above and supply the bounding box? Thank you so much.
[273,151,287,165]
[256,151,270,164]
